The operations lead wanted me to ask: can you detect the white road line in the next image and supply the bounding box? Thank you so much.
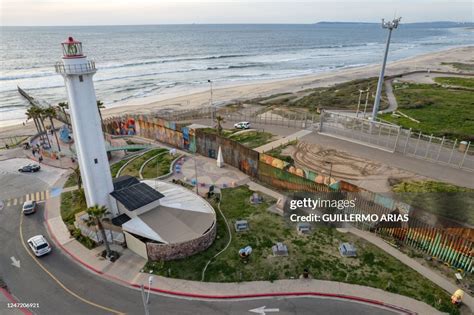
[13,198,18,206]
[6,200,11,207]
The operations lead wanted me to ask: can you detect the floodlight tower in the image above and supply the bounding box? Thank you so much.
[371,17,401,121]
[55,37,117,215]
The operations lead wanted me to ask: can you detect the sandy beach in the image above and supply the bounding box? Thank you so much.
[1,45,473,139]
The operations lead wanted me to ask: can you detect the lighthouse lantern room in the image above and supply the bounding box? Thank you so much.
[55,37,117,215]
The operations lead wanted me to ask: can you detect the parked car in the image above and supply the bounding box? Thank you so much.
[234,121,251,129]
[27,235,52,257]
[22,200,37,215]
[18,164,41,173]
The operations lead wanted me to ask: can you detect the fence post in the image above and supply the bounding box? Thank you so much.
[459,141,470,168]
[424,134,433,159]
[413,131,422,155]
[448,139,457,164]
[436,136,445,161]
[393,127,401,153]
[403,128,411,154]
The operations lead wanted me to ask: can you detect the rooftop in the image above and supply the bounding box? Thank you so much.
[110,182,164,211]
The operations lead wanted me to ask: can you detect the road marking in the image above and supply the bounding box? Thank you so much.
[19,212,124,314]
[6,200,11,207]
[25,194,30,202]
[10,256,21,268]
[249,306,280,314]
[45,191,50,199]
[35,192,40,201]
[13,198,18,206]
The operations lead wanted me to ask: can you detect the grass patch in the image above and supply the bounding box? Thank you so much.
[228,131,274,149]
[434,77,474,89]
[294,77,388,111]
[392,180,474,225]
[380,83,474,140]
[441,62,474,72]
[110,159,128,178]
[60,189,96,249]
[141,153,174,179]
[143,186,458,314]
[119,148,167,177]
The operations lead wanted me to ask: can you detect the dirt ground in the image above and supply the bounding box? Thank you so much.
[286,141,424,193]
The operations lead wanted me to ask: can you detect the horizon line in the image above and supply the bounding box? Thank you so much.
[1,20,473,27]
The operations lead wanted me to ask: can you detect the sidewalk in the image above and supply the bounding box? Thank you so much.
[254,129,313,153]
[43,176,443,315]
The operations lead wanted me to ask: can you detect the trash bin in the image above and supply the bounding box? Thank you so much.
[458,141,468,153]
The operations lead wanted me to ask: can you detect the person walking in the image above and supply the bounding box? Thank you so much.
[39,155,43,163]
[32,149,36,156]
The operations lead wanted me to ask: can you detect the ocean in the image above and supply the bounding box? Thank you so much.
[0,23,473,126]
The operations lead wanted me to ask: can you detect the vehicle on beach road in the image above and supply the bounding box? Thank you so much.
[27,235,52,257]
[22,200,37,215]
[234,121,251,129]
[18,164,41,173]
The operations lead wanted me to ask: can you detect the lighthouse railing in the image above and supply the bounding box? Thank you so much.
[55,61,96,75]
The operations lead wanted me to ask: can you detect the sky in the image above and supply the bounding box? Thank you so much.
[0,0,472,26]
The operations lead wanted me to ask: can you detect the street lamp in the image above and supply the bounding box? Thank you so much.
[140,276,153,315]
[208,79,214,121]
[324,161,333,182]
[371,17,401,122]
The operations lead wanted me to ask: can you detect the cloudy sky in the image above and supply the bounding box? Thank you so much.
[1,0,472,26]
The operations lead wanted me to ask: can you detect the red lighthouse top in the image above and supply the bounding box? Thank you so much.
[61,36,84,58]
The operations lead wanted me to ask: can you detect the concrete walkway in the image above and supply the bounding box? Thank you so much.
[254,129,313,153]
[40,174,446,315]
[380,79,398,114]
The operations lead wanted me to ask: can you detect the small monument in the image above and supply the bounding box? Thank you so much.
[217,146,224,168]
[235,220,249,232]
[272,242,288,256]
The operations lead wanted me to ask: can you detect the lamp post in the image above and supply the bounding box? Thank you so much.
[356,89,363,118]
[208,79,213,121]
[140,276,153,315]
[324,161,333,181]
[371,17,401,122]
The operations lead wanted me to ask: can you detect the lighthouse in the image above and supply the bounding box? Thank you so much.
[55,37,117,215]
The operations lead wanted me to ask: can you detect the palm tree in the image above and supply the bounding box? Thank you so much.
[70,165,82,190]
[215,115,225,135]
[32,106,52,148]
[57,102,70,126]
[85,205,112,258]
[25,107,41,137]
[97,100,105,133]
[44,107,61,152]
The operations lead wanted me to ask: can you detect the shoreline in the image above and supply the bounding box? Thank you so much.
[1,45,473,138]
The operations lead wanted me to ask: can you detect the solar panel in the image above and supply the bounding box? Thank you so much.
[110,183,164,211]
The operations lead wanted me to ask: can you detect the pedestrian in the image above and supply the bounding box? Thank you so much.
[5,144,9,149]
[39,155,43,163]
[32,149,36,156]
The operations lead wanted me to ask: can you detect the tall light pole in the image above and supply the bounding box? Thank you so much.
[208,79,213,121]
[371,17,401,122]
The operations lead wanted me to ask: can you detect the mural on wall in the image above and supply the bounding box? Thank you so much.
[259,154,338,189]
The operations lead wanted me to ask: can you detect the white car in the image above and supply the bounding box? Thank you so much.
[22,200,37,215]
[234,121,250,129]
[27,235,52,257]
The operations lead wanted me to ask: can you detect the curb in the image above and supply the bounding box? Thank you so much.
[0,287,33,315]
[44,202,415,315]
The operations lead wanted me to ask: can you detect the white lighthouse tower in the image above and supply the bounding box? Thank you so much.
[55,37,117,215]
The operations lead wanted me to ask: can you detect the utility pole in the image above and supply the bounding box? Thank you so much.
[371,17,401,122]
[208,79,213,122]
[363,86,370,118]
[356,89,363,118]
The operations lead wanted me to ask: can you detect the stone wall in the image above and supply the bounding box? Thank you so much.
[146,222,216,261]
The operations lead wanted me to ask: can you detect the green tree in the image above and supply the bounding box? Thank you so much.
[44,107,61,152]
[57,102,70,127]
[85,205,112,258]
[215,115,225,135]
[97,100,105,133]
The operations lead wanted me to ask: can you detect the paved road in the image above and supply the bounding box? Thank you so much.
[0,160,398,314]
